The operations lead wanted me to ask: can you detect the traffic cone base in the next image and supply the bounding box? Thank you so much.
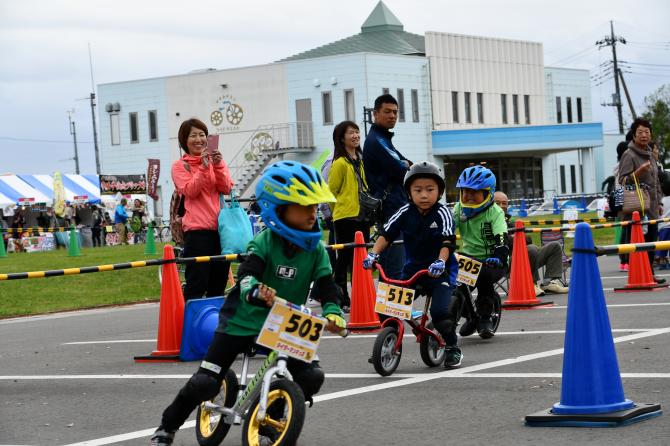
[614,283,668,292]
[347,231,381,332]
[525,403,662,427]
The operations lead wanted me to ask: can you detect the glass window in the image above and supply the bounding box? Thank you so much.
[464,92,472,124]
[148,110,158,141]
[524,95,530,125]
[322,92,332,125]
[555,97,562,123]
[110,113,120,146]
[570,165,577,193]
[512,94,519,124]
[452,91,459,123]
[501,94,508,124]
[477,93,484,124]
[411,89,419,122]
[397,88,405,122]
[566,97,573,123]
[344,89,355,121]
[577,97,583,122]
[129,112,139,143]
[560,165,566,194]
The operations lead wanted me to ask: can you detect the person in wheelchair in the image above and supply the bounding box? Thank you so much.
[151,162,347,446]
[363,162,462,368]
[453,165,509,339]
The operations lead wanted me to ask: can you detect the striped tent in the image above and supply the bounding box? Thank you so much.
[0,175,51,206]
[18,174,101,205]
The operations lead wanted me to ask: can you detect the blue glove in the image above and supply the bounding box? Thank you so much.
[363,252,379,270]
[428,259,445,276]
[484,257,502,268]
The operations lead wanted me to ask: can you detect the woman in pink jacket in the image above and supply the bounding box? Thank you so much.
[172,118,233,300]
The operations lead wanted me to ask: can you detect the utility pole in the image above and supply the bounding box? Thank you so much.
[68,110,80,174]
[88,43,101,174]
[596,21,627,134]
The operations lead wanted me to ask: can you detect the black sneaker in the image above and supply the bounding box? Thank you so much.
[150,428,175,446]
[443,347,463,368]
[654,276,667,285]
[477,317,495,339]
[458,318,478,337]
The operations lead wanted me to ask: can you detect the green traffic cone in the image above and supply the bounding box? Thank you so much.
[0,228,7,258]
[68,225,81,257]
[144,221,157,255]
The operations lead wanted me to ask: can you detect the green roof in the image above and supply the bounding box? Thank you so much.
[279,1,424,62]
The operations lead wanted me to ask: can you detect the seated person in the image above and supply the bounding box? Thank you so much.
[452,166,508,339]
[363,162,462,368]
[493,191,568,296]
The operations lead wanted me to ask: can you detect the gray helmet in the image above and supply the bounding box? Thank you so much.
[403,161,446,196]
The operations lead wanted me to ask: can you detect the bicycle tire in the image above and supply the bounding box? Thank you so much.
[371,326,402,376]
[195,369,239,446]
[419,332,445,367]
[242,379,306,446]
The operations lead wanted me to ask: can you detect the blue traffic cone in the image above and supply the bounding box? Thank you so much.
[179,296,225,361]
[526,222,662,427]
[580,196,587,213]
[552,197,559,215]
[519,199,527,217]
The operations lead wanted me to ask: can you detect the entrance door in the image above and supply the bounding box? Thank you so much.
[295,99,314,148]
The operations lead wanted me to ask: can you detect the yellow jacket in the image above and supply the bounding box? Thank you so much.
[328,155,369,221]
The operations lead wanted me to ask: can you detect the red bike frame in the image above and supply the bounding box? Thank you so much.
[374,264,445,351]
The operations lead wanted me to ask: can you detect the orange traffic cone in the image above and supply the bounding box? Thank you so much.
[347,230,381,331]
[503,220,553,309]
[614,211,668,292]
[134,244,186,362]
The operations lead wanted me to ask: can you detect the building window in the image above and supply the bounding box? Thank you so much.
[110,113,120,146]
[452,91,459,123]
[559,165,566,194]
[477,93,484,124]
[322,91,333,125]
[570,165,577,193]
[129,112,139,143]
[555,97,562,123]
[464,92,472,124]
[512,94,519,124]
[524,95,530,125]
[397,88,405,122]
[411,89,419,122]
[566,97,573,123]
[344,89,355,121]
[501,94,508,124]
[148,110,158,141]
[382,88,389,95]
[577,97,583,122]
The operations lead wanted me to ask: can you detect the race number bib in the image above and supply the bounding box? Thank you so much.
[375,282,415,320]
[455,254,482,287]
[257,300,326,362]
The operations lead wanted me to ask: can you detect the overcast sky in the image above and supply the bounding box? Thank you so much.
[1,0,668,174]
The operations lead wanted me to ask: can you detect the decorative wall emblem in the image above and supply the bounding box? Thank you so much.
[211,94,244,132]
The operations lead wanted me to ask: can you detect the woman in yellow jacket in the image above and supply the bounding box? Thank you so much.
[328,120,371,311]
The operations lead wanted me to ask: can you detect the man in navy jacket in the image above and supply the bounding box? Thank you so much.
[363,94,412,279]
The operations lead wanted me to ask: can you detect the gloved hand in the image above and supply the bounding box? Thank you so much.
[484,257,502,269]
[325,313,347,330]
[363,252,379,270]
[428,259,445,277]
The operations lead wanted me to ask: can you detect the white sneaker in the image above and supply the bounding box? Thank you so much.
[534,284,545,297]
[541,279,568,294]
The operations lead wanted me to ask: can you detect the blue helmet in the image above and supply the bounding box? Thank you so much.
[456,165,496,219]
[255,161,336,251]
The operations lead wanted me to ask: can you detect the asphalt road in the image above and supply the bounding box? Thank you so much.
[1,255,670,446]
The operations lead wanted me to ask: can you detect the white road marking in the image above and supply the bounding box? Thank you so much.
[60,327,670,446]
[0,303,158,325]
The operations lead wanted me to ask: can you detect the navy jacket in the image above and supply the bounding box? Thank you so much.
[363,124,410,219]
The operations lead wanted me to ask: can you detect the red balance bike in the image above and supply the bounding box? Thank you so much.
[370,264,446,376]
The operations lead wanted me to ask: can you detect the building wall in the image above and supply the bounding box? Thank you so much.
[284,53,434,167]
[426,32,546,130]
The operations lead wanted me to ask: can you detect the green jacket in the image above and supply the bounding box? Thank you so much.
[328,155,369,221]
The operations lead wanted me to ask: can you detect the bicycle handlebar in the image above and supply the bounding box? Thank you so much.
[273,296,348,338]
[374,264,429,287]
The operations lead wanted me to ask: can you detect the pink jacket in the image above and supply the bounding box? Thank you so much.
[172,154,234,232]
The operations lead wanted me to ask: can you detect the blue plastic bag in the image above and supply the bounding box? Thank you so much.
[218,193,253,254]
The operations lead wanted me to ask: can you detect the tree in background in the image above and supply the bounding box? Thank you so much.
[642,84,670,168]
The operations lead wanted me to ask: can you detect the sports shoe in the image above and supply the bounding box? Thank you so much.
[150,428,175,446]
[534,284,545,297]
[477,318,495,339]
[619,263,629,272]
[443,346,463,368]
[654,276,667,285]
[541,279,568,294]
[458,318,478,337]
